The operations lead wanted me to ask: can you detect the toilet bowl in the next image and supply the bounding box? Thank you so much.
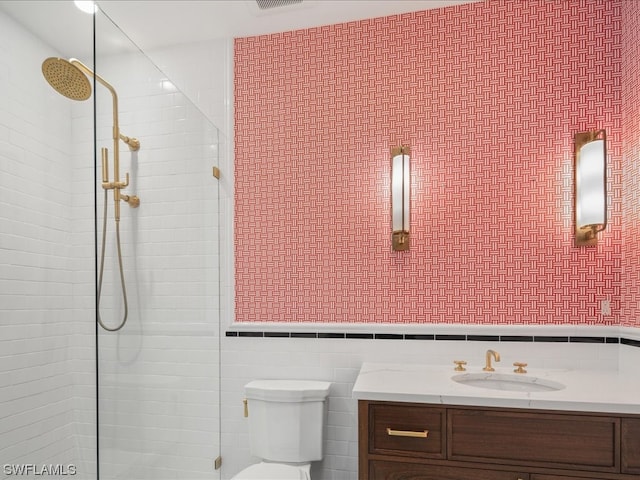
[230,379,331,480]
[231,462,311,480]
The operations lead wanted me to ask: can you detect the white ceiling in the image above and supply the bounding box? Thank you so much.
[0,0,478,57]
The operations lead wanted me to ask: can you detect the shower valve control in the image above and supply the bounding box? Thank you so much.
[100,148,129,190]
[117,173,130,189]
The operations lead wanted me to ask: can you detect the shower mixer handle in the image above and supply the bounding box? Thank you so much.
[100,147,128,190]
[101,174,129,190]
[116,173,130,189]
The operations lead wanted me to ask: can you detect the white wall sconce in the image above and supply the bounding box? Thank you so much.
[391,145,410,251]
[574,130,607,247]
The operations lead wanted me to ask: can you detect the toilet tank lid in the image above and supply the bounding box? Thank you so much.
[245,380,331,402]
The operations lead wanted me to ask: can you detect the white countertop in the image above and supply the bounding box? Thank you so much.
[352,362,640,415]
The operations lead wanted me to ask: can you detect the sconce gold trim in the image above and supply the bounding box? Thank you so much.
[574,130,607,247]
[391,145,410,251]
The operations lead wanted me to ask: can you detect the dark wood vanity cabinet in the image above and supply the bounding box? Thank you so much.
[529,476,603,480]
[369,461,529,480]
[359,400,640,480]
[622,418,640,474]
[367,403,446,459]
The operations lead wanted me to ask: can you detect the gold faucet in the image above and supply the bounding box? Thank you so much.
[483,349,501,372]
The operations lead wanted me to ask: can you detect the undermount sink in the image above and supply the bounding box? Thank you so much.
[452,373,565,393]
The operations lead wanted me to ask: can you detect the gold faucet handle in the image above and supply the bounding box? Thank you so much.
[453,360,467,372]
[513,362,528,374]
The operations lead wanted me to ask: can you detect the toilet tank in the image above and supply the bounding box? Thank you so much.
[245,379,331,463]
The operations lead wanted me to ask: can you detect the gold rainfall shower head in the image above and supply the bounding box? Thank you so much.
[42,57,92,101]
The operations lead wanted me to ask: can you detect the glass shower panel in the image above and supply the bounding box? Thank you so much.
[0,2,97,479]
[94,8,221,480]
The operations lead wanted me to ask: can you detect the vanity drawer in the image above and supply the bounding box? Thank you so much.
[448,408,619,472]
[622,418,640,474]
[370,460,529,480]
[530,476,602,480]
[369,402,446,458]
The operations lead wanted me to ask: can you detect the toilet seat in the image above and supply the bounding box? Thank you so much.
[231,462,310,480]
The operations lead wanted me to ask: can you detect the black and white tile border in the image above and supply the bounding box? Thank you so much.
[226,330,640,347]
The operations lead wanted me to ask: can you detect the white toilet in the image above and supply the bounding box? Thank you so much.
[231,379,332,480]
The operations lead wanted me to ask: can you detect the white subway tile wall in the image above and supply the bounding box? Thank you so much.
[0,9,89,478]
[1,8,222,480]
[219,335,639,480]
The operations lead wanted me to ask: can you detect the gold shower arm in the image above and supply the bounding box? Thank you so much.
[70,58,123,194]
[70,59,140,151]
[70,58,139,223]
[70,58,119,129]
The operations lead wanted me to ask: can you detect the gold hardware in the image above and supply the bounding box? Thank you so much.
[392,231,410,251]
[101,148,109,184]
[121,194,140,208]
[387,428,428,438]
[513,362,528,374]
[120,133,140,151]
[214,456,222,470]
[574,129,607,247]
[43,57,140,223]
[42,57,139,334]
[212,167,221,179]
[120,173,130,189]
[42,57,91,101]
[576,224,601,247]
[243,398,248,418]
[483,349,501,372]
[453,360,467,372]
[391,145,410,252]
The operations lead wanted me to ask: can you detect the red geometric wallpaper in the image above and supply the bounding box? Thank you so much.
[234,0,622,324]
[621,0,640,328]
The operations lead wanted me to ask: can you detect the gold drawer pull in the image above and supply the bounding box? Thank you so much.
[386,428,429,438]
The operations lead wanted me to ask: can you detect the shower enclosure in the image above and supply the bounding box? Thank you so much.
[0,3,221,479]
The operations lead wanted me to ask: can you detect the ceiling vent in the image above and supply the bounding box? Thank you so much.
[255,0,303,10]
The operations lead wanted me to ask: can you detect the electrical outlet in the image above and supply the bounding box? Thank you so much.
[601,299,611,316]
